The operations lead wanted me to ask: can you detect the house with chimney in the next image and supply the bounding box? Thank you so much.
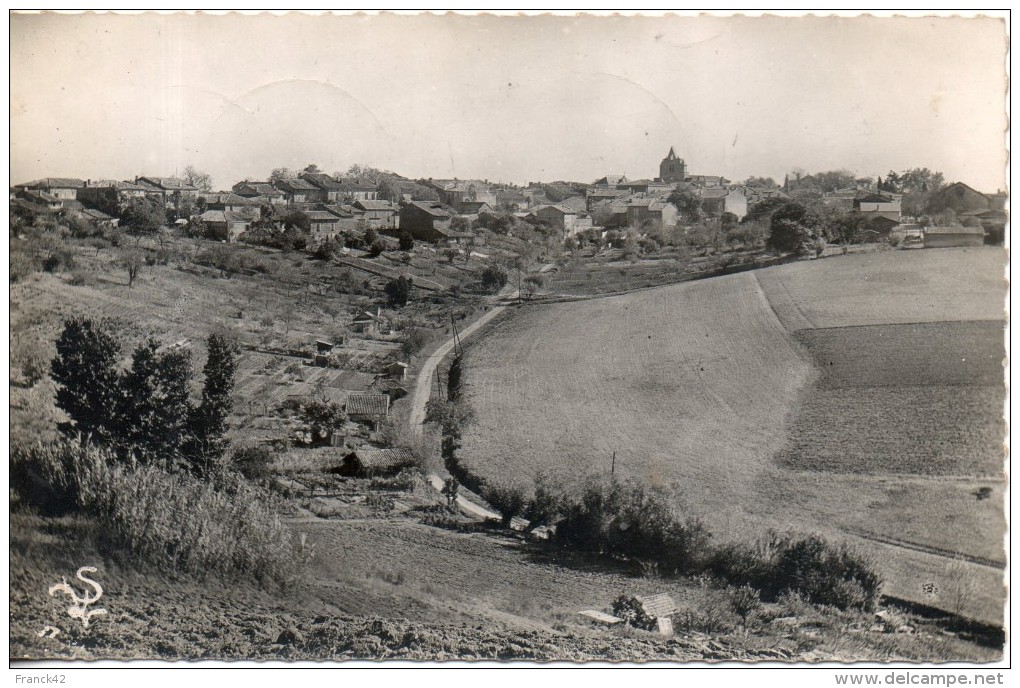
[353,199,399,229]
[232,181,287,204]
[18,177,85,201]
[273,178,322,204]
[135,176,201,208]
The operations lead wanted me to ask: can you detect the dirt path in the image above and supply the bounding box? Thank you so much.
[406,303,509,431]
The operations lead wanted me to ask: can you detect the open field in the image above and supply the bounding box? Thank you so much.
[460,270,814,517]
[459,247,1007,624]
[780,321,1004,477]
[755,247,1006,329]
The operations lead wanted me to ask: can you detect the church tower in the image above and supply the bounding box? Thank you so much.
[659,146,686,183]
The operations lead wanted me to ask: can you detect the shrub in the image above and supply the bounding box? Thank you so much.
[10,250,40,283]
[385,275,414,307]
[554,476,710,576]
[400,326,431,359]
[774,535,881,611]
[729,584,762,625]
[481,264,509,293]
[231,444,276,482]
[482,478,530,527]
[612,594,657,631]
[710,531,881,611]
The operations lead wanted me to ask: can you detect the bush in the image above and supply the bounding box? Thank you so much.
[232,444,276,482]
[481,264,509,293]
[612,594,658,631]
[729,584,762,625]
[554,477,710,576]
[709,531,881,611]
[482,478,530,527]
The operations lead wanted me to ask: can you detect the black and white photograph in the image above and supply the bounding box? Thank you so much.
[8,10,1009,670]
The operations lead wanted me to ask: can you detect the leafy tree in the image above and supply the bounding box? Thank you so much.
[51,316,122,442]
[120,247,144,287]
[363,226,378,245]
[483,478,530,527]
[766,202,815,255]
[117,338,194,461]
[743,196,789,224]
[302,163,322,174]
[812,169,857,193]
[120,197,165,241]
[449,216,470,233]
[481,264,509,293]
[896,167,944,194]
[398,231,415,251]
[367,239,386,257]
[300,400,346,445]
[384,275,414,307]
[186,332,240,468]
[522,274,544,299]
[182,165,213,192]
[742,176,777,188]
[667,188,702,222]
[269,167,295,185]
[313,239,341,261]
[283,211,310,232]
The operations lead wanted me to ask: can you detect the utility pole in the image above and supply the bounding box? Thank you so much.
[611,451,616,475]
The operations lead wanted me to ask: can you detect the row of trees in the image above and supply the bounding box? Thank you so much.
[51,316,240,475]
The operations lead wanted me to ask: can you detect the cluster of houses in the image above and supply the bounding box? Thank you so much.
[13,149,1007,249]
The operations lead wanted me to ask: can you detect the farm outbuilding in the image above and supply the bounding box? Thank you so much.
[923,226,985,248]
[328,448,416,477]
[345,392,390,427]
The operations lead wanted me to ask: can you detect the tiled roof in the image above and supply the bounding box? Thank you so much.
[81,208,114,221]
[275,178,319,192]
[338,182,379,192]
[89,180,149,191]
[405,201,452,218]
[199,210,226,223]
[24,177,85,189]
[342,448,415,471]
[204,193,262,205]
[305,210,341,221]
[354,199,396,211]
[233,182,284,196]
[345,393,390,417]
[137,177,199,191]
[300,173,344,191]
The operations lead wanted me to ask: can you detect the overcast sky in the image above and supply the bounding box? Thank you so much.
[10,12,1008,191]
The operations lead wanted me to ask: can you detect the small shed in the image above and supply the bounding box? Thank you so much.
[351,308,386,334]
[635,593,677,620]
[329,448,416,477]
[388,361,409,380]
[346,393,390,428]
[313,340,335,367]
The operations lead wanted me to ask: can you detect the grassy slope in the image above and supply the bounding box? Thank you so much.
[459,247,1007,624]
